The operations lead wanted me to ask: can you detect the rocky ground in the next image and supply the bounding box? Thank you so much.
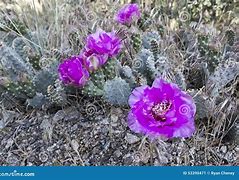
[0,102,238,166]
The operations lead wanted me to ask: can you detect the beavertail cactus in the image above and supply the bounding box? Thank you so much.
[103,77,131,106]
[119,65,136,88]
[207,60,239,96]
[142,31,161,49]
[27,93,48,109]
[47,80,67,105]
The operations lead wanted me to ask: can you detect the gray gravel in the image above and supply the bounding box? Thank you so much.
[0,106,238,166]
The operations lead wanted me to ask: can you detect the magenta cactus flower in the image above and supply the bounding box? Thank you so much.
[85,29,122,57]
[128,78,196,139]
[58,56,90,87]
[83,53,108,72]
[116,3,140,25]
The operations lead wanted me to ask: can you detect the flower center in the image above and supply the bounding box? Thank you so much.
[151,100,172,121]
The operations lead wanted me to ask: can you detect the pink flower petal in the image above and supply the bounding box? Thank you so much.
[128,78,196,139]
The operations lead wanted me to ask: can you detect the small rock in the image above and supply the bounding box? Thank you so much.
[110,114,119,126]
[101,126,109,134]
[71,139,79,153]
[140,147,151,163]
[123,153,133,164]
[71,124,78,131]
[47,144,57,152]
[0,121,4,129]
[7,153,20,166]
[64,107,80,121]
[103,141,111,150]
[5,138,14,149]
[189,147,195,155]
[154,159,166,166]
[101,118,110,125]
[198,150,204,155]
[111,107,123,116]
[114,150,122,158]
[235,146,239,152]
[220,146,227,154]
[27,162,34,166]
[125,133,140,144]
[53,110,65,123]
[158,153,168,164]
[40,117,53,142]
[0,110,19,129]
